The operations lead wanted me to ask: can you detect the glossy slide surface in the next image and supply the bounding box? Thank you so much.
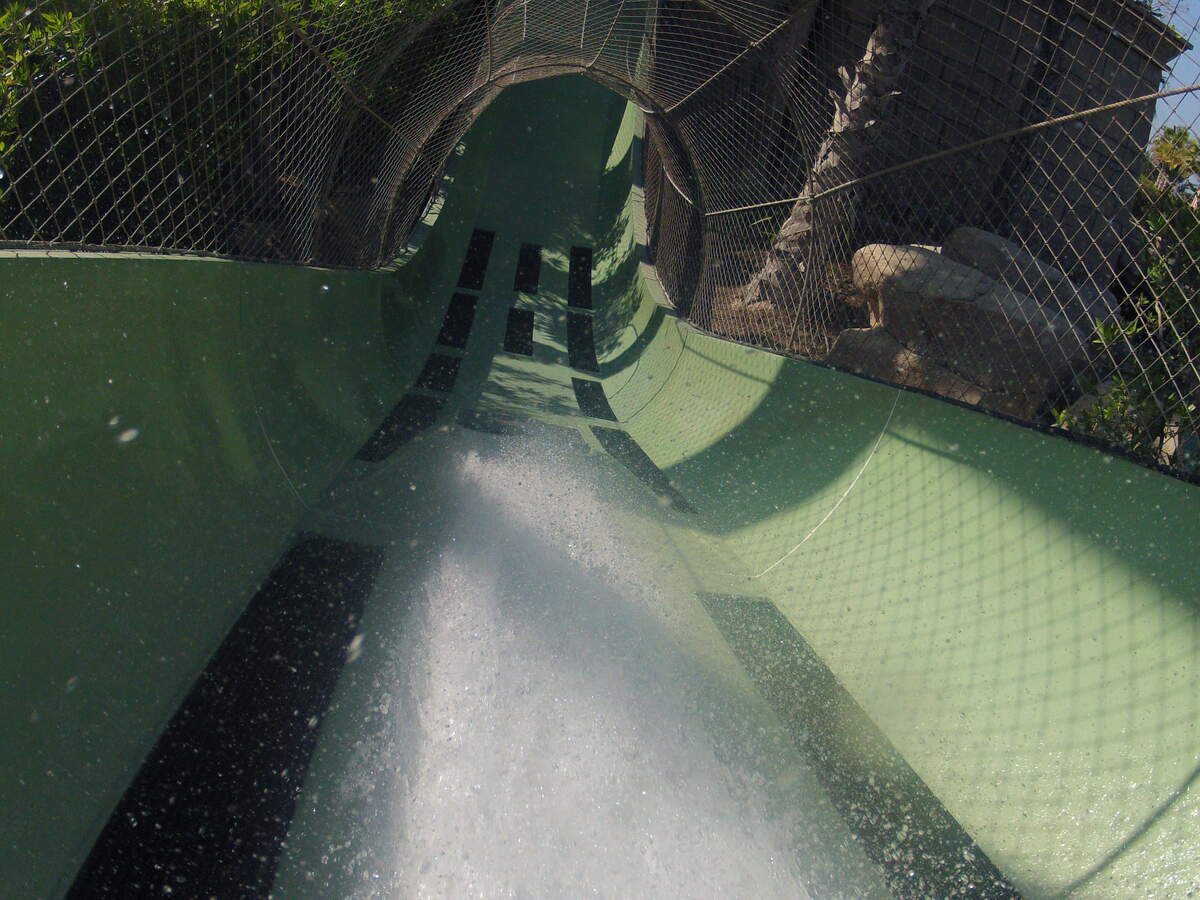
[3,76,1199,899]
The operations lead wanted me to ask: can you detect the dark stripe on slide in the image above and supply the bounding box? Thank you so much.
[696,594,1020,900]
[568,246,592,309]
[457,228,495,290]
[414,353,462,393]
[68,535,384,899]
[566,311,599,373]
[513,242,542,293]
[504,307,535,356]
[572,377,616,421]
[357,394,444,461]
[591,426,695,513]
[437,292,478,349]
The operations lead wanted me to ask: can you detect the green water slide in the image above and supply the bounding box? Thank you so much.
[4,75,1200,900]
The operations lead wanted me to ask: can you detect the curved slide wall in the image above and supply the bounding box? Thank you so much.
[2,76,1200,899]
[0,252,415,897]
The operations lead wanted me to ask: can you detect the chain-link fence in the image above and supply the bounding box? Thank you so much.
[4,0,1200,477]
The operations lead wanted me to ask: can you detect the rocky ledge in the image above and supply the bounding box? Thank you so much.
[826,228,1118,420]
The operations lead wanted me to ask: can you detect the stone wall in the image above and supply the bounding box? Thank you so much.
[1000,0,1185,292]
[874,0,1049,239]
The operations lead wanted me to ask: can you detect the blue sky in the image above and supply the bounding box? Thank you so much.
[1153,0,1200,132]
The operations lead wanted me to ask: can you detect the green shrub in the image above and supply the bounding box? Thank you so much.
[1054,171,1200,471]
[0,0,454,251]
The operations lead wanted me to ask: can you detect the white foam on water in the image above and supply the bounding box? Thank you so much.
[309,439,867,898]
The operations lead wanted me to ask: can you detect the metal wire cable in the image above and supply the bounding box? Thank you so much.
[706,80,1200,219]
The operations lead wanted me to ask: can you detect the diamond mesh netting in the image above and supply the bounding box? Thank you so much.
[4,0,1200,476]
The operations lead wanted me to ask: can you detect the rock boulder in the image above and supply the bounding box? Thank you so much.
[851,244,1087,397]
[942,226,1121,331]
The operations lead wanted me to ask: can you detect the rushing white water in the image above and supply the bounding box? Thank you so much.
[278,434,885,899]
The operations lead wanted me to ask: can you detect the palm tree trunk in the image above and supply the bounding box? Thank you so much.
[742,0,934,314]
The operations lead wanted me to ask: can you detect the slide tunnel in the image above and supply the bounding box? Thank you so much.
[5,75,1200,899]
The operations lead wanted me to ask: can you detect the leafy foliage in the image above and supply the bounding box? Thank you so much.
[0,4,87,157]
[1054,162,1200,471]
[1150,125,1200,194]
[0,0,454,252]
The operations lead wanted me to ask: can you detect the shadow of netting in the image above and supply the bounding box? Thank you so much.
[753,420,1200,895]
[593,200,648,359]
[621,324,1200,893]
[613,309,1200,890]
